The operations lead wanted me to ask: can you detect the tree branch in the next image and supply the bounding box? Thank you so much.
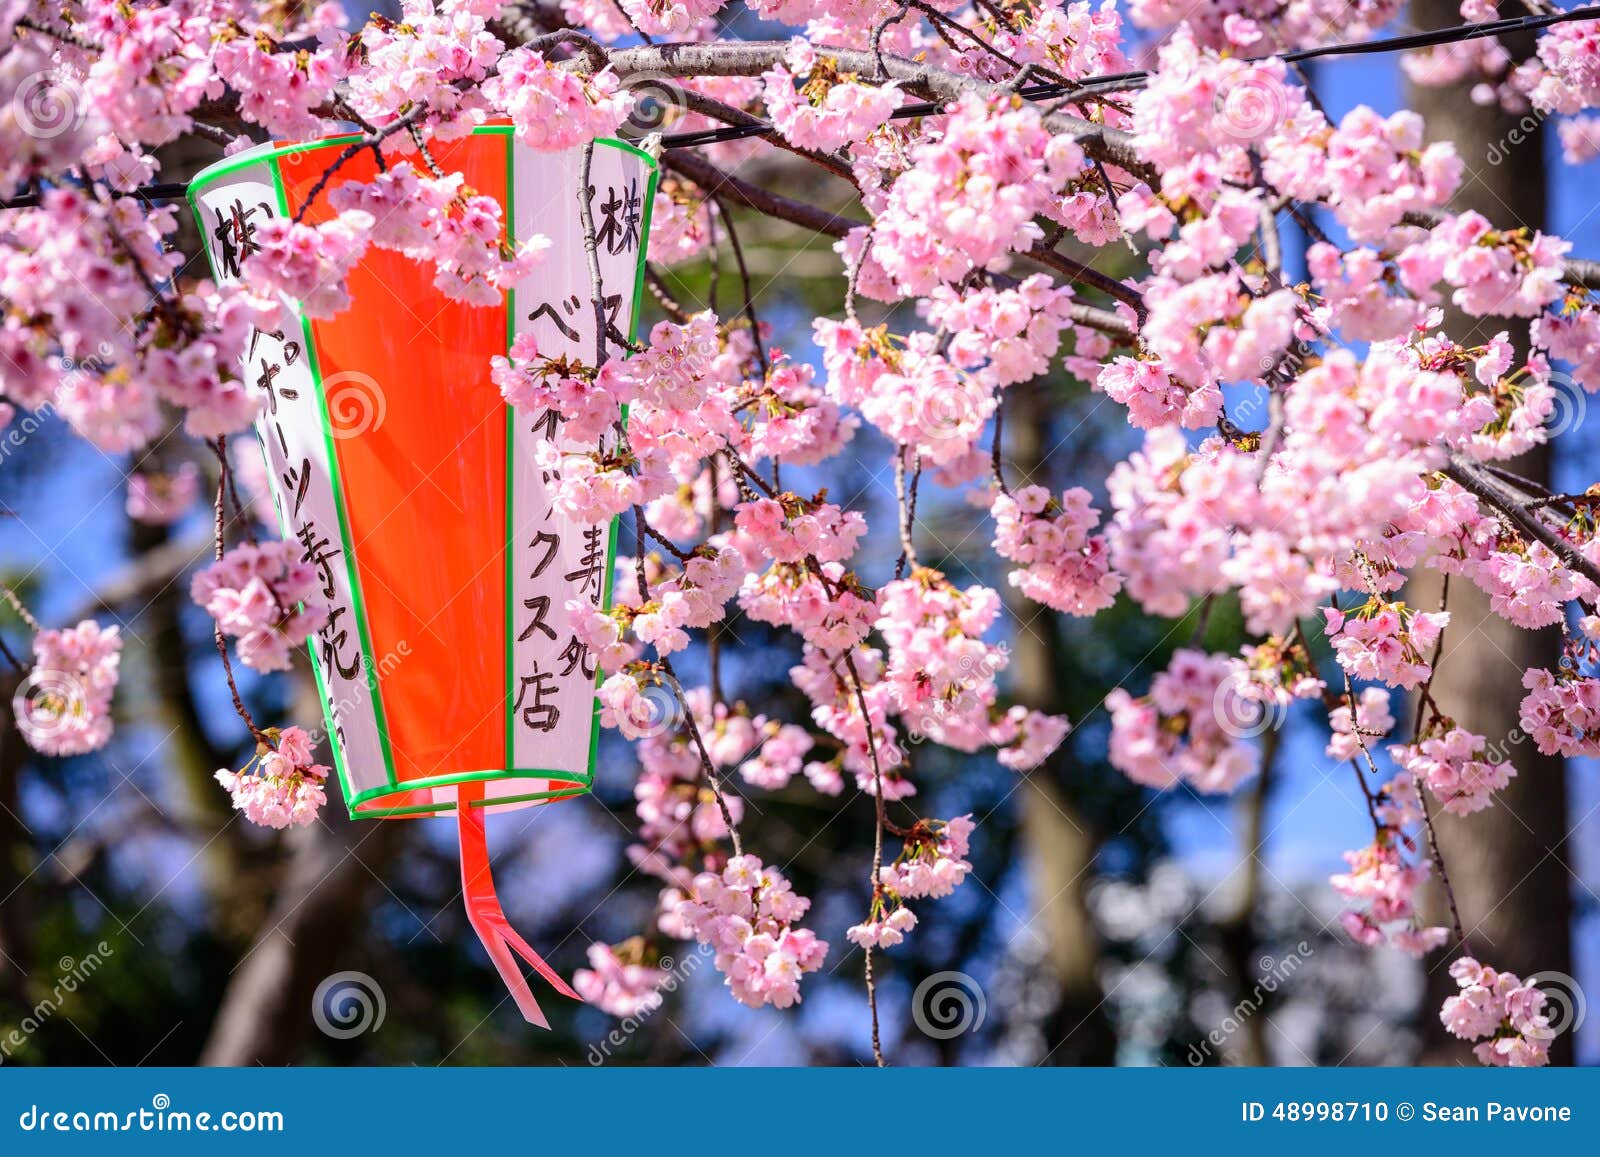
[1442,454,1600,594]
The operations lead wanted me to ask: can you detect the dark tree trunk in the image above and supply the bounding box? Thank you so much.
[199,679,404,1065]
[1005,385,1118,1065]
[199,796,403,1064]
[1406,0,1574,1065]
[0,670,31,1013]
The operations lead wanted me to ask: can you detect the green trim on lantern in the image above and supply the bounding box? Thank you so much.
[582,148,662,780]
[266,153,404,799]
[503,128,518,797]
[183,156,364,807]
[187,128,659,202]
[346,767,594,818]
[188,134,364,195]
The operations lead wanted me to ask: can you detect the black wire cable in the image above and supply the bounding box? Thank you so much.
[2,4,1597,210]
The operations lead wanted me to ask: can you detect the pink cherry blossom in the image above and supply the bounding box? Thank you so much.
[191,541,330,673]
[14,620,122,756]
[1440,956,1555,1067]
[214,725,330,829]
[673,855,827,1009]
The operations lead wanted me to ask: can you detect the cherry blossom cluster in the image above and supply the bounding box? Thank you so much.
[739,547,877,655]
[15,620,123,757]
[1440,956,1556,1067]
[867,94,1088,297]
[1390,725,1515,818]
[346,1,501,134]
[1106,649,1259,794]
[190,541,329,673]
[788,645,911,798]
[1320,687,1453,959]
[670,856,828,1009]
[991,484,1120,616]
[483,50,629,151]
[765,41,903,154]
[875,567,1069,769]
[3,189,265,448]
[1518,666,1600,758]
[327,162,548,305]
[212,11,346,140]
[1130,0,1403,52]
[1324,686,1394,764]
[213,725,330,829]
[1332,831,1450,960]
[847,815,974,950]
[625,684,746,858]
[572,941,668,1018]
[1229,634,1326,709]
[243,211,374,320]
[1322,600,1448,691]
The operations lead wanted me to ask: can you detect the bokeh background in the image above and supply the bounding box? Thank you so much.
[2,0,1598,1066]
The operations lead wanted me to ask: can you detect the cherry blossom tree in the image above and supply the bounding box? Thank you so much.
[4,0,1600,1066]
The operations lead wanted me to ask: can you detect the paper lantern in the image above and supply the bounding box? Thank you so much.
[189,127,657,1025]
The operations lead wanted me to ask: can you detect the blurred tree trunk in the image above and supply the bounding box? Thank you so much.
[1407,0,1573,1065]
[126,519,264,939]
[200,678,403,1065]
[199,805,402,1064]
[0,669,31,1012]
[1006,385,1118,1065]
[1216,731,1279,1067]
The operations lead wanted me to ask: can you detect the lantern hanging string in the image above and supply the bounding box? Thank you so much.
[2,4,1597,213]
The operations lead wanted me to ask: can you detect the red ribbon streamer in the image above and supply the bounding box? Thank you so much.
[457,783,579,1027]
